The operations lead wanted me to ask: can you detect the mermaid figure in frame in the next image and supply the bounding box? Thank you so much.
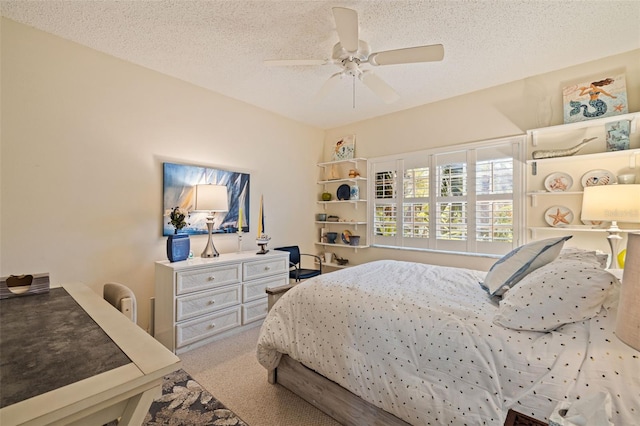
[569,78,617,119]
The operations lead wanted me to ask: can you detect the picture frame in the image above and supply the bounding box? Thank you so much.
[562,73,628,124]
[162,162,250,236]
[332,134,356,161]
[606,120,630,152]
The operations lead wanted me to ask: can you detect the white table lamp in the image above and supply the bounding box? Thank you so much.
[194,184,228,258]
[581,184,640,268]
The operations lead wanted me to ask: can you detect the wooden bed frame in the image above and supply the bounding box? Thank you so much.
[268,354,409,426]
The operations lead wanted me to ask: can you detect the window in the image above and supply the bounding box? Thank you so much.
[370,136,525,255]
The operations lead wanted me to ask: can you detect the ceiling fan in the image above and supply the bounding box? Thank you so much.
[264,7,444,104]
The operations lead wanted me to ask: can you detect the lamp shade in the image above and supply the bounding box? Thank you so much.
[194,184,228,212]
[616,232,640,351]
[581,185,640,223]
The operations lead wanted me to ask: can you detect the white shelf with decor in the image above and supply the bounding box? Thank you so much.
[527,111,639,146]
[528,226,640,240]
[316,158,369,257]
[525,112,640,245]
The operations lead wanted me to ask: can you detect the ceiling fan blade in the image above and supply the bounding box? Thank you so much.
[368,44,444,66]
[264,59,329,66]
[315,72,344,102]
[360,71,400,103]
[332,7,359,53]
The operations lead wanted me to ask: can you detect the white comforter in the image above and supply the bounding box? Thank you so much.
[257,260,639,425]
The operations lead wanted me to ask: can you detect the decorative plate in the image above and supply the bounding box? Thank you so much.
[341,229,352,244]
[581,169,616,187]
[544,172,573,192]
[545,206,574,227]
[337,184,351,200]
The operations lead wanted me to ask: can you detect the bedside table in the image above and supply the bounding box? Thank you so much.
[504,409,547,426]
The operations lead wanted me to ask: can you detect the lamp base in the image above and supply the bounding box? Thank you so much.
[607,221,623,269]
[201,220,220,258]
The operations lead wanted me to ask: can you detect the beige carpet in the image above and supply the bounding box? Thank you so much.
[179,324,341,426]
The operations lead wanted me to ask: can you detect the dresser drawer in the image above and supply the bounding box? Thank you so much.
[176,264,241,295]
[176,306,241,349]
[243,257,288,281]
[176,284,241,322]
[243,274,288,303]
[242,299,268,324]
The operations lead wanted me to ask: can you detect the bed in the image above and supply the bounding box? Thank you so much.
[257,239,640,425]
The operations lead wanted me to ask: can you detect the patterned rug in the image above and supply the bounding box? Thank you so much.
[143,369,248,426]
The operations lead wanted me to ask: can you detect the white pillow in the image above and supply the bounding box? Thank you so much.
[557,247,608,269]
[482,236,571,296]
[493,259,618,332]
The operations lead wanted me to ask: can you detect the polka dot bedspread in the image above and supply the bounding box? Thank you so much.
[256,260,639,425]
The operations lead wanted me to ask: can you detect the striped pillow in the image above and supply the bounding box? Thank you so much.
[482,236,572,297]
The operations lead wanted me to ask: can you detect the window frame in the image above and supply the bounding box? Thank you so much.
[368,135,526,256]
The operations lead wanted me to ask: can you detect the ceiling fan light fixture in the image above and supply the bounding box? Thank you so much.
[265,7,444,105]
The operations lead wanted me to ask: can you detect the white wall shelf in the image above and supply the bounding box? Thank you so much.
[529,226,640,239]
[527,112,639,146]
[316,157,369,251]
[317,158,367,167]
[527,148,640,173]
[526,191,583,207]
[314,241,368,252]
[318,177,367,185]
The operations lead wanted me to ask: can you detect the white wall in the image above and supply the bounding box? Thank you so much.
[3,17,638,329]
[324,49,640,271]
[1,19,324,331]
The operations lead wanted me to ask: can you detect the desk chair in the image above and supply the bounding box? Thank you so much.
[274,246,322,282]
[103,282,137,323]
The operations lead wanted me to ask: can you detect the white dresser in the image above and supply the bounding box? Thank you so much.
[154,250,289,353]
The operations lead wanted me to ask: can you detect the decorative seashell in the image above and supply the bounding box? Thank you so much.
[532,137,597,159]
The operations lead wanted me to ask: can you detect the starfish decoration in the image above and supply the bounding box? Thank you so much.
[614,103,624,112]
[548,208,571,226]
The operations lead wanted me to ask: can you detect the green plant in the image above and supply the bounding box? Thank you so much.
[168,207,189,233]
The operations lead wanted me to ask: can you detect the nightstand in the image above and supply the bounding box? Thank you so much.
[504,410,547,426]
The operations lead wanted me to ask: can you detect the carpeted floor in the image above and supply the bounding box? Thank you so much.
[178,325,341,426]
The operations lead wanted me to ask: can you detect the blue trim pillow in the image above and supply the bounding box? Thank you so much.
[481,236,572,297]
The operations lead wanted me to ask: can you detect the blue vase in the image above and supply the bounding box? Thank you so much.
[349,184,359,200]
[167,233,190,262]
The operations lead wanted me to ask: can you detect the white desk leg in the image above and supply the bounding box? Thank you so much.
[118,385,162,426]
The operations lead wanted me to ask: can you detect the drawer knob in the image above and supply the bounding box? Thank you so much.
[208,300,215,305]
[209,323,216,329]
[208,276,215,281]
[264,266,271,271]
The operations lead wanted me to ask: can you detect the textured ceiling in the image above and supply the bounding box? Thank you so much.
[2,1,639,129]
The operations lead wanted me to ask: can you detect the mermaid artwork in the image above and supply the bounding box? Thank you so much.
[569,78,617,119]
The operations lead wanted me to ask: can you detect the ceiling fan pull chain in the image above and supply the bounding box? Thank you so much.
[352,75,356,109]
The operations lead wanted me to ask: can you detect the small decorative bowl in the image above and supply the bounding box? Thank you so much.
[617,174,636,184]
